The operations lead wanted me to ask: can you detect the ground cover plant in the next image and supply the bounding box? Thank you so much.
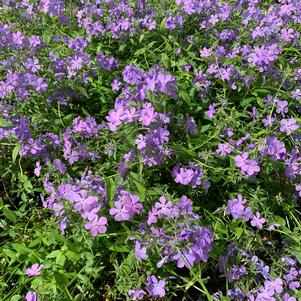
[0,0,301,300]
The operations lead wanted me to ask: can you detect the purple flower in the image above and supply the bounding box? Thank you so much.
[251,212,266,229]
[12,31,25,46]
[25,291,37,301]
[84,216,107,236]
[97,52,118,71]
[283,294,296,301]
[280,118,299,135]
[111,78,122,91]
[262,115,275,127]
[34,161,41,177]
[206,103,216,119]
[226,194,253,221]
[228,265,247,282]
[200,47,211,57]
[123,65,144,85]
[259,136,286,160]
[33,77,48,93]
[128,288,145,300]
[185,116,197,135]
[139,103,157,126]
[216,143,232,157]
[147,208,158,225]
[264,278,283,294]
[146,275,166,298]
[276,100,288,116]
[110,200,132,221]
[69,56,83,70]
[172,249,196,268]
[248,44,280,70]
[135,241,147,260]
[106,108,125,132]
[173,162,203,188]
[109,191,143,221]
[25,263,43,276]
[155,196,174,217]
[292,89,301,100]
[235,152,260,178]
[25,58,41,73]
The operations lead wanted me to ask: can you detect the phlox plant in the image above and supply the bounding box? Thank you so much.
[0,0,301,300]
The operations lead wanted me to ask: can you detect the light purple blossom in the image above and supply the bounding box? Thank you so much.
[135,241,147,260]
[84,216,107,236]
[216,143,232,157]
[128,288,145,300]
[109,190,143,221]
[25,263,43,276]
[280,118,299,135]
[226,194,253,221]
[25,291,37,301]
[251,212,266,229]
[206,103,216,119]
[173,162,204,188]
[235,152,260,178]
[146,275,166,298]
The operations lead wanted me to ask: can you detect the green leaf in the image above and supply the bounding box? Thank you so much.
[11,243,32,254]
[56,252,66,266]
[294,248,301,265]
[134,48,146,57]
[106,178,116,207]
[272,216,286,226]
[0,117,13,127]
[253,88,270,94]
[241,97,255,107]
[42,31,52,44]
[53,271,68,289]
[256,98,265,108]
[65,250,80,261]
[179,90,191,105]
[12,144,21,163]
[201,124,211,133]
[23,180,33,193]
[109,245,129,252]
[11,295,22,301]
[3,248,17,259]
[235,227,244,238]
[47,250,62,258]
[3,206,17,223]
[139,33,145,43]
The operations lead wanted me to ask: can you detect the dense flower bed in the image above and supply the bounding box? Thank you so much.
[0,0,301,300]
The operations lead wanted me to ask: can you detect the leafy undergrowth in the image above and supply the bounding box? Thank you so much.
[1,0,301,300]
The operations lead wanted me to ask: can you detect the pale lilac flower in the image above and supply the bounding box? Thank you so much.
[146,275,166,298]
[25,58,41,73]
[280,118,299,135]
[216,143,232,157]
[155,196,173,217]
[262,115,275,127]
[34,161,41,177]
[84,216,107,236]
[235,152,260,177]
[283,294,296,301]
[135,241,147,260]
[264,278,283,294]
[128,288,145,300]
[226,194,253,221]
[200,47,211,57]
[206,103,216,119]
[25,263,43,276]
[251,212,266,229]
[25,291,37,301]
